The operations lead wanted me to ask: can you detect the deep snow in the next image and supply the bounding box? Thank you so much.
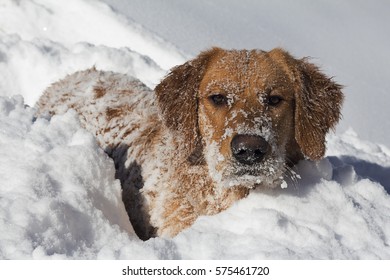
[0,0,389,259]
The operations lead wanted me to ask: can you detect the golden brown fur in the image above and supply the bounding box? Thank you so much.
[37,48,343,240]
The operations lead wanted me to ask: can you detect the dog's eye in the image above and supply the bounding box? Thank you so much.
[209,94,228,106]
[267,95,283,106]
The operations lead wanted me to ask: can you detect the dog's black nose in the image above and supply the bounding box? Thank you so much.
[231,134,269,165]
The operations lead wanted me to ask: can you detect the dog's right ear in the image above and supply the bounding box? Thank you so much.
[155,48,221,155]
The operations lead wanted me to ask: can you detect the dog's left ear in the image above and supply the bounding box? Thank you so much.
[155,48,221,159]
[294,59,344,160]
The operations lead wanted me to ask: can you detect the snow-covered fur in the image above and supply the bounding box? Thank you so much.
[36,48,343,240]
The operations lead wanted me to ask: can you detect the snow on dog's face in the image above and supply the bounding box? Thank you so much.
[198,49,297,188]
[155,47,343,189]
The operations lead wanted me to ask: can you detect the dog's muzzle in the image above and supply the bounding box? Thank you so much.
[231,134,270,165]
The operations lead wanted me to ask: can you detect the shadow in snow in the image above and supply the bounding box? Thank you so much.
[105,144,156,241]
[328,156,390,194]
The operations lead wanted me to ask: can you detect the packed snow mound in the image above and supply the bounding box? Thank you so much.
[0,0,186,70]
[176,159,390,259]
[0,96,142,259]
[0,34,166,106]
[1,96,389,259]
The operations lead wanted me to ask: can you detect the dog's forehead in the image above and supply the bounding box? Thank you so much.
[200,49,297,93]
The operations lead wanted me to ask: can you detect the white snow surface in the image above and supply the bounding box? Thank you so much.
[1,0,390,259]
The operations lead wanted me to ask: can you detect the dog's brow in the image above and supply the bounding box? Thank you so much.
[205,79,242,94]
[257,88,272,96]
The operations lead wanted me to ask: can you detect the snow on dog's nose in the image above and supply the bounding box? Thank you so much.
[231,134,270,165]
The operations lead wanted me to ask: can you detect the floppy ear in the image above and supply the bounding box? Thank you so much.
[294,59,344,160]
[155,48,220,159]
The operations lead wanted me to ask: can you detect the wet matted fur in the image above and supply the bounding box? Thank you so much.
[37,47,343,240]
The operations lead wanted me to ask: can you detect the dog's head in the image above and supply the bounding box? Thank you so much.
[155,48,343,188]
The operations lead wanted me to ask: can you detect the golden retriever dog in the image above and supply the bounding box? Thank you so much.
[37,47,343,240]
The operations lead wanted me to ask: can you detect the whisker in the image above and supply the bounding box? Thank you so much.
[282,162,300,191]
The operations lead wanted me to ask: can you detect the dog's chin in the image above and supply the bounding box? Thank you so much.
[213,160,285,189]
[220,172,283,189]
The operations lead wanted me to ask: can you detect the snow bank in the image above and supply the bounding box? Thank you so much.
[0,96,145,259]
[0,0,389,259]
[0,0,185,70]
[0,34,165,106]
[176,157,390,259]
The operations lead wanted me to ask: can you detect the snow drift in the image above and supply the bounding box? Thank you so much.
[0,0,389,259]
